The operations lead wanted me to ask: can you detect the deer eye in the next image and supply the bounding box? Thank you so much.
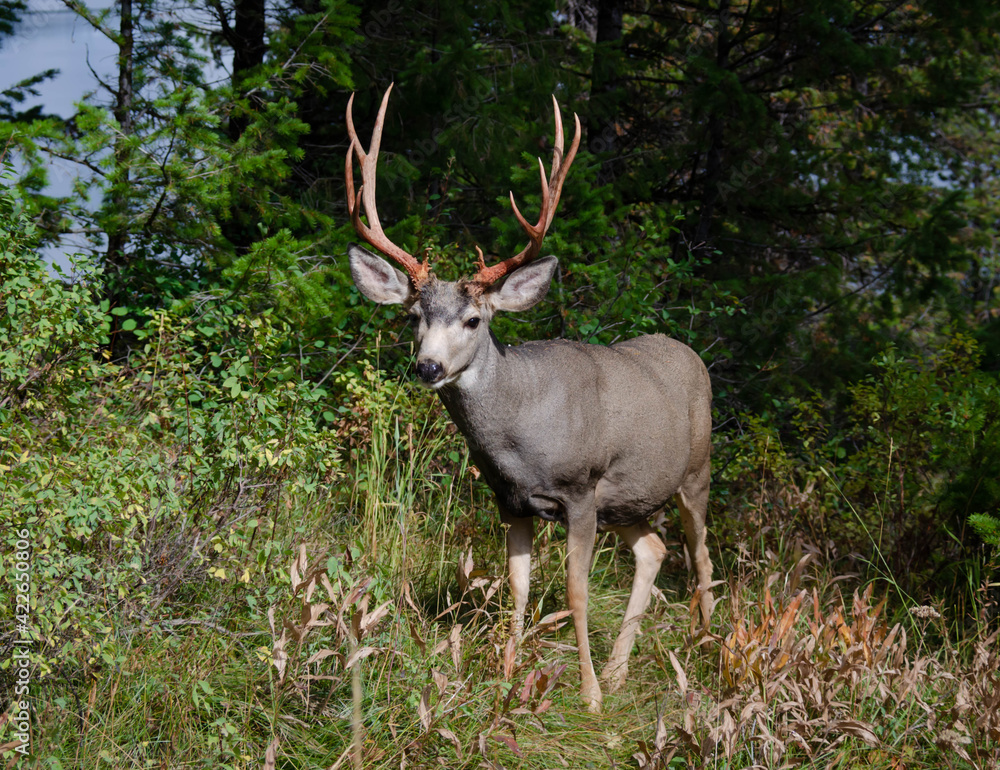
[464,317,481,330]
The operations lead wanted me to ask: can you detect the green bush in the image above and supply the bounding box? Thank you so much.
[844,336,1000,583]
[0,182,342,681]
[970,513,1000,548]
[714,333,1000,617]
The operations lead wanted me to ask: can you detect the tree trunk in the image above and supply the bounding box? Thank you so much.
[228,0,267,141]
[587,0,623,182]
[693,0,730,255]
[224,0,267,254]
[105,0,134,280]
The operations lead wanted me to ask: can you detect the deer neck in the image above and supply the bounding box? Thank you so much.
[436,330,522,442]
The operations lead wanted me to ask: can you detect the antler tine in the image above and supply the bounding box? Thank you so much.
[507,157,550,238]
[346,85,430,287]
[544,96,581,231]
[473,97,581,288]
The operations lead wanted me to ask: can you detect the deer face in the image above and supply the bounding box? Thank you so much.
[348,244,557,389]
[406,277,489,388]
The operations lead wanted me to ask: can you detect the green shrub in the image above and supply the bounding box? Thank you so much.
[970,513,1000,548]
[0,185,342,682]
[714,334,1000,616]
[844,335,1000,587]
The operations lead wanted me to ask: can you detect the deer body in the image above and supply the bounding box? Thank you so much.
[440,334,708,530]
[344,87,714,712]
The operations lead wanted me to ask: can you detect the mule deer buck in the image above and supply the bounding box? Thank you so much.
[345,85,713,712]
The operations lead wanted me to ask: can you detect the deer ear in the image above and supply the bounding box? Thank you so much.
[487,255,557,312]
[349,244,415,305]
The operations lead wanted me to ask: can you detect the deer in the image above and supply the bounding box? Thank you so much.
[344,85,714,712]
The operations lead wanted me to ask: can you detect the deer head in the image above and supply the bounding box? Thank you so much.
[345,85,580,389]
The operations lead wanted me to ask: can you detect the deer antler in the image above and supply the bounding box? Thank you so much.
[346,84,431,287]
[471,96,581,289]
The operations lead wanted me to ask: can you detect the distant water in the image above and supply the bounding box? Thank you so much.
[0,1,228,270]
[0,0,117,118]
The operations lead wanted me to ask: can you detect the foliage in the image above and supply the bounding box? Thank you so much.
[0,183,341,688]
[844,336,1000,575]
[970,513,1000,549]
[4,0,1000,399]
[713,331,1000,630]
[2,1,1000,765]
[0,0,23,39]
[0,0,358,325]
[0,192,108,409]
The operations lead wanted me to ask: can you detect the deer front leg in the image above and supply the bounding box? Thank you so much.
[502,511,533,639]
[600,521,667,692]
[565,503,601,713]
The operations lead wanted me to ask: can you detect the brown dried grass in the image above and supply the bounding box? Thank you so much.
[638,560,1000,770]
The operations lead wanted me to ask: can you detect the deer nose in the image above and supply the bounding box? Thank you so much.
[416,359,445,384]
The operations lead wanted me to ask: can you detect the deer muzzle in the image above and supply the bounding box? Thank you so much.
[416,359,446,385]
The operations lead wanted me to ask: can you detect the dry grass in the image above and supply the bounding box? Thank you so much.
[14,500,999,768]
[248,531,1000,770]
[637,559,1000,769]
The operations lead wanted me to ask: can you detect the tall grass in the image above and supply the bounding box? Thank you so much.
[5,361,999,769]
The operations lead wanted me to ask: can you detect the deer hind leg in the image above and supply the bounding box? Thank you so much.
[501,511,534,639]
[677,466,713,627]
[600,520,667,693]
[564,502,602,712]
